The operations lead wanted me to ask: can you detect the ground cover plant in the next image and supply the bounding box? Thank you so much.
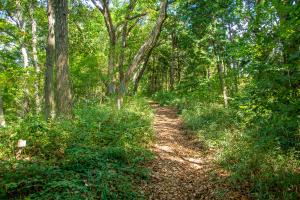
[0,98,154,199]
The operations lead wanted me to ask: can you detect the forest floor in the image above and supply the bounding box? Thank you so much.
[141,102,249,200]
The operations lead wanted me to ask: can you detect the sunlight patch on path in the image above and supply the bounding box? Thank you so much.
[141,103,249,200]
[142,103,216,199]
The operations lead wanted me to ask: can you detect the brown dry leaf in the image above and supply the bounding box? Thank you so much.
[141,103,250,200]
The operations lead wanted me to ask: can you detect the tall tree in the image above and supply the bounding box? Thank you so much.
[29,0,41,113]
[54,0,72,117]
[91,0,118,94]
[116,0,168,108]
[132,49,153,94]
[124,0,168,83]
[45,0,56,119]
[91,0,168,108]
[16,0,30,114]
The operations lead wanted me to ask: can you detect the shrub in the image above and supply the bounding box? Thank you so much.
[155,92,300,199]
[0,98,154,199]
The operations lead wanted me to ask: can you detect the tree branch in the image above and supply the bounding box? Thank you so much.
[92,0,116,42]
[90,0,103,12]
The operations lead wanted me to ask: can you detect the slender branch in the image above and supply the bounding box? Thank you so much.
[128,12,147,20]
[90,0,103,12]
[115,12,147,29]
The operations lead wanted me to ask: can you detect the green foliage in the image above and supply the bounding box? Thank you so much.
[158,91,300,199]
[0,98,154,199]
[182,103,242,149]
[152,91,177,106]
[1,0,299,199]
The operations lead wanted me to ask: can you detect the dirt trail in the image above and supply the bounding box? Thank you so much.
[142,103,248,200]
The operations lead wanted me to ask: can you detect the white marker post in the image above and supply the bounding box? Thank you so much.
[16,139,26,159]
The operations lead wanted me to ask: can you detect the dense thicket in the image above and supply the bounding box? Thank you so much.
[0,0,299,199]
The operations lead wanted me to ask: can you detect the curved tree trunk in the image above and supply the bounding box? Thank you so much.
[125,0,168,83]
[133,49,152,94]
[92,0,168,108]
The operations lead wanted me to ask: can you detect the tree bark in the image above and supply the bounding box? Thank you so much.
[91,0,116,94]
[16,0,30,114]
[116,22,127,109]
[169,32,176,90]
[0,95,5,127]
[45,0,56,119]
[54,0,72,117]
[228,23,239,93]
[133,50,152,94]
[207,66,211,91]
[217,57,228,107]
[92,0,168,101]
[21,45,30,114]
[211,34,229,107]
[125,0,168,83]
[29,1,41,113]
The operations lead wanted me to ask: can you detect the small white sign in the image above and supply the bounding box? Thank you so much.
[17,139,26,148]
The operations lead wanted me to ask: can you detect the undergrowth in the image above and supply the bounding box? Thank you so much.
[153,91,300,200]
[0,97,154,199]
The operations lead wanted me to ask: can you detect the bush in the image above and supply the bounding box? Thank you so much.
[0,98,154,199]
[154,92,300,199]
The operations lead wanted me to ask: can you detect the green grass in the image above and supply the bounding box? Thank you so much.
[0,97,154,199]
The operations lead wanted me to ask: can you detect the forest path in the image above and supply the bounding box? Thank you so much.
[141,102,248,200]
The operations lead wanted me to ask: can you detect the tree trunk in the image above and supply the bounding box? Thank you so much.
[211,37,228,107]
[91,0,117,95]
[16,0,30,115]
[45,0,55,120]
[54,0,72,117]
[228,23,239,94]
[177,54,181,83]
[0,95,5,127]
[234,62,239,93]
[21,45,30,114]
[217,57,228,107]
[125,0,168,83]
[169,32,176,90]
[108,42,116,94]
[207,66,211,91]
[29,1,41,113]
[91,0,168,100]
[133,50,152,94]
[118,22,127,90]
[116,23,127,109]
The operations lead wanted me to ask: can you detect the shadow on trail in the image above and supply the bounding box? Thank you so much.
[142,103,250,200]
